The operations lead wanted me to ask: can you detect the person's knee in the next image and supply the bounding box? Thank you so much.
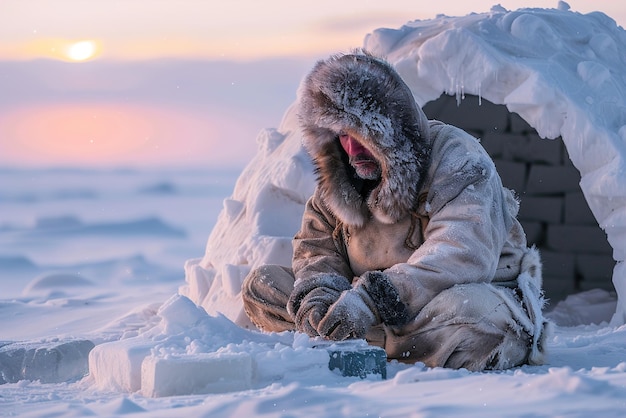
[428,284,530,369]
[242,264,293,303]
[385,283,530,370]
[242,265,278,297]
[241,265,265,301]
[241,264,296,332]
[425,283,506,323]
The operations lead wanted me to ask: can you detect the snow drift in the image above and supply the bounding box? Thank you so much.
[182,3,626,325]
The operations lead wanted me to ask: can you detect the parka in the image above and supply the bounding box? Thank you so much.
[287,50,548,364]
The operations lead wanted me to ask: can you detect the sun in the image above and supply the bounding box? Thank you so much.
[66,40,97,61]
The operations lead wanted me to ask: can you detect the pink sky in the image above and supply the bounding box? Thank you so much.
[0,103,257,168]
[1,0,624,168]
[3,0,624,61]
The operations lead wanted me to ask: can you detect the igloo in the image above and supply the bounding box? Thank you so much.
[181,4,626,326]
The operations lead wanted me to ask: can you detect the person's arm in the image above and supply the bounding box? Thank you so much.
[365,127,511,321]
[291,191,354,282]
[287,190,360,336]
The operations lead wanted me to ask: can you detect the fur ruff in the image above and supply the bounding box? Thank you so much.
[492,246,551,365]
[298,50,431,227]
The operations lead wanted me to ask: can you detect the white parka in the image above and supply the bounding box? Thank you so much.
[288,51,548,363]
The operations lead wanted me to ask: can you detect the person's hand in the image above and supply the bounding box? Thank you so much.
[294,287,343,336]
[316,287,377,340]
[288,274,353,337]
[357,271,409,326]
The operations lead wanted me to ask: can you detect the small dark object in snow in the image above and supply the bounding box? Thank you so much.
[326,344,387,379]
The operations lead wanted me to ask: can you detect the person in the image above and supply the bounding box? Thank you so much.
[241,50,550,371]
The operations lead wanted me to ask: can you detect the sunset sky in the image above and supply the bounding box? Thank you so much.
[1,0,624,168]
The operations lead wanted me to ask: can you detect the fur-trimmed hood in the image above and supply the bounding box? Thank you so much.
[298,50,431,227]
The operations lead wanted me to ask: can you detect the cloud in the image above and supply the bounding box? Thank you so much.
[0,58,313,108]
[0,57,317,168]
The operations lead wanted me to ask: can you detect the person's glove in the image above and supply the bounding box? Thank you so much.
[316,270,409,340]
[287,274,352,337]
[288,270,409,340]
[316,286,378,340]
[357,270,409,326]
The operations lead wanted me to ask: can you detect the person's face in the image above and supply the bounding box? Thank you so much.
[339,134,381,180]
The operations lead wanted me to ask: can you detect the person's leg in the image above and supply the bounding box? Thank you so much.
[241,264,296,332]
[384,283,531,371]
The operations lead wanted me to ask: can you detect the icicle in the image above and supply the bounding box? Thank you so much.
[454,78,464,106]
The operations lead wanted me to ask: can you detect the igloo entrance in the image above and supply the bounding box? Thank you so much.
[423,94,616,306]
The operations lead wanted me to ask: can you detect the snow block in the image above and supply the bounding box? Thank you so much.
[491,159,527,193]
[0,339,94,384]
[520,221,543,245]
[565,192,598,225]
[541,250,576,279]
[577,254,616,282]
[546,224,613,254]
[327,346,387,379]
[141,352,253,397]
[89,338,154,392]
[526,165,581,195]
[518,196,563,223]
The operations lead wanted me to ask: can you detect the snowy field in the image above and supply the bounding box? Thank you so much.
[0,167,625,417]
[3,3,626,417]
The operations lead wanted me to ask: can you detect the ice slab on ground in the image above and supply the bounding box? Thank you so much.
[89,337,155,392]
[0,339,94,384]
[141,352,253,397]
[89,294,385,397]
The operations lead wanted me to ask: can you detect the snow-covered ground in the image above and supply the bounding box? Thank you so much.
[3,3,626,417]
[1,167,624,417]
